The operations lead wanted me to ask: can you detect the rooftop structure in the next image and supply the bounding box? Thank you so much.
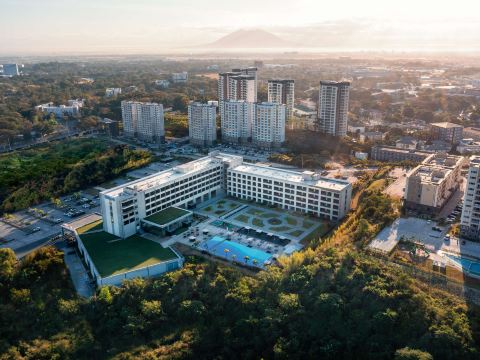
[371,145,433,163]
[404,154,465,214]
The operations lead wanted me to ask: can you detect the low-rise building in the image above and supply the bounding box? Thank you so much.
[430,122,464,144]
[359,131,385,143]
[155,79,170,88]
[457,139,480,154]
[396,136,418,150]
[171,72,188,83]
[371,146,433,163]
[105,88,121,97]
[464,127,480,141]
[404,154,465,214]
[35,99,84,118]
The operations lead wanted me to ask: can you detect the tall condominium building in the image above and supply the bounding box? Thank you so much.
[317,81,350,136]
[188,102,217,147]
[100,152,352,238]
[461,156,480,241]
[221,100,254,144]
[404,153,464,214]
[252,102,286,148]
[430,122,463,144]
[218,72,256,103]
[218,67,257,115]
[232,67,258,96]
[121,101,165,143]
[268,79,295,119]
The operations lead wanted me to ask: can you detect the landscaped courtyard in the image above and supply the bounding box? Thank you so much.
[198,198,243,217]
[226,205,330,242]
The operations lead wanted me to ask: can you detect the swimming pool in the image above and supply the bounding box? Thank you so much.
[445,254,480,277]
[199,235,272,268]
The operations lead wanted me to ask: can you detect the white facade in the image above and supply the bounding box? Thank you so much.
[100,152,352,238]
[121,101,165,143]
[268,80,295,120]
[252,102,286,148]
[105,88,122,97]
[221,100,254,143]
[218,69,257,114]
[188,102,217,146]
[171,72,188,83]
[35,99,84,118]
[317,81,350,136]
[100,153,243,238]
[461,156,480,240]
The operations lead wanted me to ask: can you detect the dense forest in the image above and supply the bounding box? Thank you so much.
[0,243,479,359]
[0,138,151,212]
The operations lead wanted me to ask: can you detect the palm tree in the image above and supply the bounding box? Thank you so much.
[252,259,258,266]
[244,255,250,264]
[232,254,237,262]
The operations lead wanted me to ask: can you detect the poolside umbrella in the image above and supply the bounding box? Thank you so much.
[189,236,196,241]
[256,230,262,233]
[202,229,209,234]
[267,233,273,236]
[224,248,230,258]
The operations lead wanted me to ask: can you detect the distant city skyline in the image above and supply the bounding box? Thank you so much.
[1,0,480,54]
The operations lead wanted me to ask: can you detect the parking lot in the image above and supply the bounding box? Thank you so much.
[0,189,101,258]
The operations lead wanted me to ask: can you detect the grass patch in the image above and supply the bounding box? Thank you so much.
[215,210,225,215]
[203,206,212,212]
[144,207,190,225]
[80,232,178,277]
[270,226,291,232]
[285,217,298,226]
[235,214,250,223]
[252,218,264,227]
[302,221,314,229]
[77,220,103,234]
[99,181,118,189]
[290,229,304,237]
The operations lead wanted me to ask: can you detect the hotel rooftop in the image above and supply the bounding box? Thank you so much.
[231,164,350,191]
[101,152,243,199]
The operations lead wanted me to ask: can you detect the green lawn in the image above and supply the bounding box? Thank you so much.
[252,218,264,227]
[77,220,103,234]
[235,214,249,223]
[144,207,190,225]
[290,229,304,237]
[80,232,178,277]
[270,226,291,232]
[285,217,298,226]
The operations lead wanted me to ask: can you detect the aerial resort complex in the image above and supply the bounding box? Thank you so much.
[63,151,352,286]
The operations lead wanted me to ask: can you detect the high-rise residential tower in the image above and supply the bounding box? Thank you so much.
[188,102,217,147]
[221,100,254,144]
[461,156,480,241]
[252,102,286,148]
[317,81,350,136]
[121,101,165,143]
[268,79,295,120]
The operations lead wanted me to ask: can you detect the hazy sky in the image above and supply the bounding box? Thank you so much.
[1,0,480,54]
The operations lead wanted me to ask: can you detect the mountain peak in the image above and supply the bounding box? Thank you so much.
[205,29,292,48]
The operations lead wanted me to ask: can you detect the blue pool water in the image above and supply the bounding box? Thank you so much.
[445,254,480,276]
[200,235,272,268]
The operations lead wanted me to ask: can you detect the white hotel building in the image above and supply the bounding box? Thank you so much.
[121,101,165,143]
[221,100,253,144]
[461,156,480,241]
[100,152,352,238]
